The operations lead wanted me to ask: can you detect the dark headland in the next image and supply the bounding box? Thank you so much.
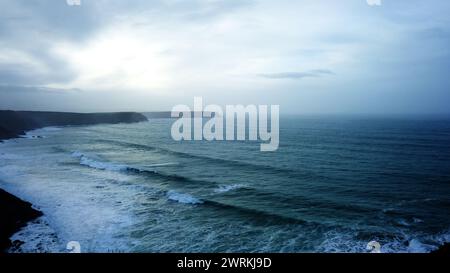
[0,110,148,141]
[0,110,147,252]
[0,189,43,251]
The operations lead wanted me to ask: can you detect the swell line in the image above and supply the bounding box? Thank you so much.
[96,139,329,180]
[71,151,216,186]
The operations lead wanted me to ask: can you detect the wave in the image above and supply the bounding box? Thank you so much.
[71,151,213,186]
[70,151,370,222]
[40,127,62,132]
[73,154,309,223]
[318,227,450,253]
[202,199,307,225]
[167,190,203,205]
[146,162,178,167]
[71,151,161,175]
[214,184,247,193]
[164,189,310,225]
[18,126,63,139]
[72,151,131,172]
[71,151,378,222]
[381,235,448,253]
[71,151,84,158]
[96,139,327,180]
[80,156,129,172]
[9,216,63,253]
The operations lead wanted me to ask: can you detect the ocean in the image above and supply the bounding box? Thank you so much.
[0,116,449,253]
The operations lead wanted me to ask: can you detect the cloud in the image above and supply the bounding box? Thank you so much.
[0,0,100,87]
[257,69,334,80]
[128,0,253,24]
[0,0,253,90]
[0,0,449,114]
[0,47,76,85]
[416,27,450,41]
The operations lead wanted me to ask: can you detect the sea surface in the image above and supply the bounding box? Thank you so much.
[0,116,449,253]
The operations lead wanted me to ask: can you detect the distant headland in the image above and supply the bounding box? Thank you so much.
[0,110,148,141]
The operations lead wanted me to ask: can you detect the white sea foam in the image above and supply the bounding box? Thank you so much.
[397,219,411,226]
[0,146,140,253]
[71,151,84,158]
[72,151,129,172]
[71,151,167,174]
[382,208,395,213]
[0,152,27,160]
[20,127,62,139]
[146,162,178,167]
[430,229,450,246]
[318,230,365,253]
[21,132,45,139]
[80,156,129,172]
[9,216,64,253]
[167,190,203,204]
[41,127,62,132]
[407,239,431,253]
[319,228,450,253]
[214,184,246,193]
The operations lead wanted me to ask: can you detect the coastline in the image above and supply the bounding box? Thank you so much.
[0,110,148,142]
[0,188,42,252]
[0,110,149,252]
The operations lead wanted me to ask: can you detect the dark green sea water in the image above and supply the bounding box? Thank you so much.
[1,116,449,252]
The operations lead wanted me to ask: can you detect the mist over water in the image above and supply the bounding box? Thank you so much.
[1,116,449,253]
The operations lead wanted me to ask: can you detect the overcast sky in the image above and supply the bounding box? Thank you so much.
[0,0,449,114]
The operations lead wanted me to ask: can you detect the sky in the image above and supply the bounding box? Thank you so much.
[0,0,449,114]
